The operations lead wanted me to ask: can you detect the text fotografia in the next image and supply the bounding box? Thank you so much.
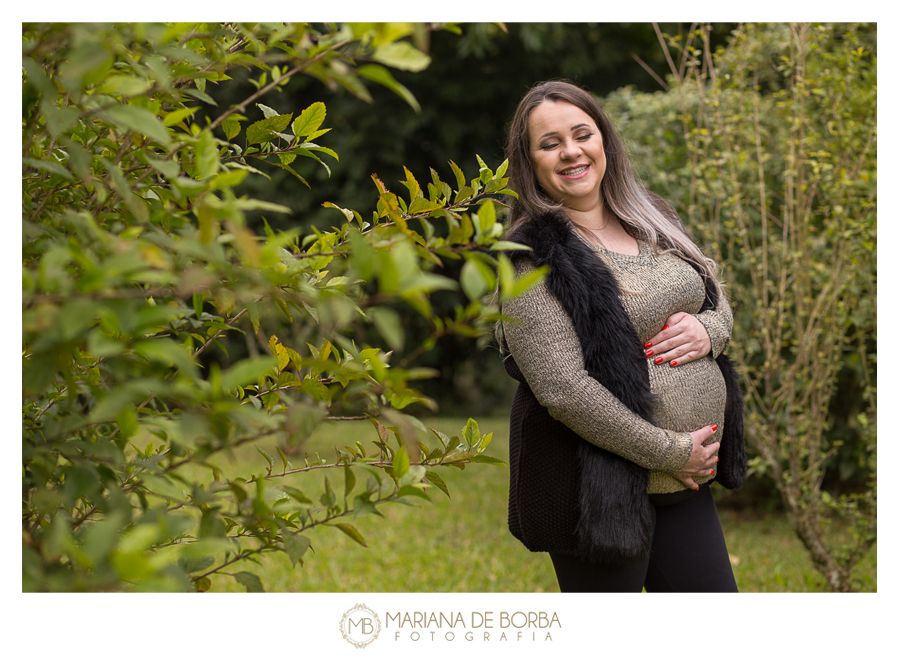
[387,611,561,642]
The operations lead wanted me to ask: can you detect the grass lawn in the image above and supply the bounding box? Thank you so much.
[199,416,876,593]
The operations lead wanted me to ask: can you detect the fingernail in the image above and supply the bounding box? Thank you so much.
[645,350,654,357]
[654,357,663,364]
[716,457,720,462]
[711,425,718,431]
[644,341,652,348]
[711,470,715,475]
[695,487,700,491]
[663,325,669,330]
[670,360,678,367]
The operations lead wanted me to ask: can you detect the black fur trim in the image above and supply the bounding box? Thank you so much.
[712,353,747,489]
[508,212,655,561]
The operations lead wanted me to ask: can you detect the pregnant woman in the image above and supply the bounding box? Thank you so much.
[498,80,746,592]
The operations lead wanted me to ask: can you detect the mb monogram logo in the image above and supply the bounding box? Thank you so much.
[340,604,382,648]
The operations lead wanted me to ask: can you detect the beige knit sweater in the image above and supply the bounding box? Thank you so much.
[501,238,732,494]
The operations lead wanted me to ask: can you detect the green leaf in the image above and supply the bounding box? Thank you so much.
[281,530,311,567]
[142,475,189,501]
[368,307,405,351]
[194,129,219,179]
[178,555,215,574]
[220,356,278,391]
[246,113,293,145]
[463,418,480,447]
[116,405,138,439]
[460,260,487,301]
[104,105,172,146]
[510,265,549,297]
[57,43,113,94]
[256,446,275,471]
[257,103,280,119]
[479,432,493,451]
[41,103,79,138]
[245,299,260,336]
[476,199,496,233]
[344,464,357,497]
[234,198,292,213]
[297,142,339,161]
[471,454,506,465]
[222,115,244,140]
[272,162,310,188]
[357,64,421,112]
[353,493,380,518]
[372,41,431,72]
[408,198,442,214]
[454,186,474,204]
[148,157,180,179]
[425,471,450,498]
[393,445,410,479]
[183,88,218,106]
[489,241,532,251]
[291,102,326,139]
[398,484,430,500]
[430,427,452,448]
[233,571,264,592]
[163,106,199,127]
[133,339,198,375]
[24,157,75,181]
[448,160,466,190]
[276,445,290,471]
[332,523,368,547]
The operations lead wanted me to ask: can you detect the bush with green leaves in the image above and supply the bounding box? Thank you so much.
[22,22,540,592]
[606,23,876,591]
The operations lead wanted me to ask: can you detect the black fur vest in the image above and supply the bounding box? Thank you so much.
[502,211,746,563]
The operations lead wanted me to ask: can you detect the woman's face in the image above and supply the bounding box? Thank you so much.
[527,100,606,212]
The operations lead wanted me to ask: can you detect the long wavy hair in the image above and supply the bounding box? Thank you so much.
[503,80,719,289]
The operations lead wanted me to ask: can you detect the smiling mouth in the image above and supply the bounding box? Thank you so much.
[559,165,589,176]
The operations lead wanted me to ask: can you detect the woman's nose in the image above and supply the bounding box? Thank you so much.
[559,138,580,159]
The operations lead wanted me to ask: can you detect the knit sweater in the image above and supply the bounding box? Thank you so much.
[501,238,733,494]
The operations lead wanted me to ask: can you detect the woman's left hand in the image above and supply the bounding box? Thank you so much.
[644,312,711,367]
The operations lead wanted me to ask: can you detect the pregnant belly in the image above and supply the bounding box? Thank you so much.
[648,355,727,433]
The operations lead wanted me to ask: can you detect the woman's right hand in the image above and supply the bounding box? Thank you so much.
[673,425,720,490]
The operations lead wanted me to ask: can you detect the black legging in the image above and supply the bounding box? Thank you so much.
[549,484,738,592]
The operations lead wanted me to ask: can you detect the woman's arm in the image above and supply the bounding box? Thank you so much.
[692,293,733,358]
[501,261,694,473]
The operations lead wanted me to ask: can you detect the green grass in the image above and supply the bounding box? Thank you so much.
[196,416,875,593]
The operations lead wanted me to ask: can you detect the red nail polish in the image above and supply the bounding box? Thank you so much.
[644,342,652,348]
[695,487,700,491]
[654,357,663,364]
[711,470,715,475]
[645,350,654,357]
[670,360,678,367]
[711,425,718,431]
[663,325,669,330]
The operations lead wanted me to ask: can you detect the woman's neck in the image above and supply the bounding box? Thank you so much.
[566,204,640,256]
[565,201,620,234]
[563,199,617,231]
